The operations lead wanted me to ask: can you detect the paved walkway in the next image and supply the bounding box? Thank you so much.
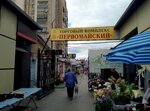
[2,74,95,111]
[34,74,95,111]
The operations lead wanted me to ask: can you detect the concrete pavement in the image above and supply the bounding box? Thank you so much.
[2,74,95,111]
[33,74,95,111]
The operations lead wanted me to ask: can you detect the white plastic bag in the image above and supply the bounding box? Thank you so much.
[74,84,78,94]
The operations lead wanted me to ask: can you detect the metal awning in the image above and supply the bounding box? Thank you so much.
[107,31,150,64]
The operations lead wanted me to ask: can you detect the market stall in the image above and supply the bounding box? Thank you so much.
[92,76,140,111]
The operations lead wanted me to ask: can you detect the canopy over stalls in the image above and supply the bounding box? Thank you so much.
[107,31,150,64]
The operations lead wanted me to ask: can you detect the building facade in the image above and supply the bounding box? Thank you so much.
[36,0,51,41]
[12,0,68,94]
[11,0,25,10]
[54,0,68,80]
[114,0,150,88]
[25,0,38,21]
[0,0,41,93]
[0,3,17,93]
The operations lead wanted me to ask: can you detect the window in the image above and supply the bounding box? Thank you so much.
[37,7,48,12]
[31,10,35,15]
[37,18,47,23]
[63,7,65,12]
[37,21,47,24]
[38,1,48,5]
[42,27,47,32]
[37,14,47,19]
[37,27,48,32]
[32,4,35,8]
[63,14,68,23]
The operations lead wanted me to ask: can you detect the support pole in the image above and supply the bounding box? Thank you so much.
[40,35,51,55]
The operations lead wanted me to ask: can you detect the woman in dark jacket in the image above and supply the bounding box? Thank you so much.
[64,69,78,100]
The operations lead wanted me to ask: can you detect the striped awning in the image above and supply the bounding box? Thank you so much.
[107,31,150,64]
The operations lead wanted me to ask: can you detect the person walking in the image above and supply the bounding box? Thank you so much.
[64,69,78,100]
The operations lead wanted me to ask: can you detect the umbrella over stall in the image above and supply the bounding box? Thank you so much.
[107,50,150,64]
[106,31,150,64]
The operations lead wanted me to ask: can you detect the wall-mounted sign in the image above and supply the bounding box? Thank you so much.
[88,49,123,74]
[44,50,62,55]
[50,26,115,41]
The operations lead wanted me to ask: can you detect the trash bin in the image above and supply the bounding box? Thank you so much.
[9,106,32,111]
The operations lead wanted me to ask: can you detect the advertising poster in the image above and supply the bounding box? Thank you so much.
[88,49,123,75]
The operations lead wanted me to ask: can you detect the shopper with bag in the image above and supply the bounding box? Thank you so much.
[64,69,78,100]
[75,84,78,94]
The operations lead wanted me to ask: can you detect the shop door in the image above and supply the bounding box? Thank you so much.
[14,50,30,90]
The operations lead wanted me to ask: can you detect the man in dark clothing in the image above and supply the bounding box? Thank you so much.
[110,68,119,80]
[101,68,119,81]
[64,69,78,100]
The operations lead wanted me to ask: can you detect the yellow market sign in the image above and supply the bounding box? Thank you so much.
[50,26,115,41]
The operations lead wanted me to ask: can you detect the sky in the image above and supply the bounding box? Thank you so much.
[66,0,132,59]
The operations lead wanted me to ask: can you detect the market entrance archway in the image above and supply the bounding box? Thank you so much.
[50,26,116,41]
